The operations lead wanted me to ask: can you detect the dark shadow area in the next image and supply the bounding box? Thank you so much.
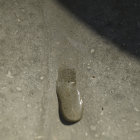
[57,0,140,59]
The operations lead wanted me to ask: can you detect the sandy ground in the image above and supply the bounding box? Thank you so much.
[0,0,140,140]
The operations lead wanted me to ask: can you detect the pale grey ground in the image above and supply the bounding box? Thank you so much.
[0,0,140,140]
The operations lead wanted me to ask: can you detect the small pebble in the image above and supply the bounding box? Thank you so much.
[16,87,22,91]
[134,107,140,112]
[102,132,106,136]
[17,18,21,22]
[135,122,140,126]
[14,30,18,34]
[21,8,25,13]
[133,127,140,132]
[100,111,104,116]
[27,104,31,108]
[85,132,88,136]
[40,76,44,80]
[107,67,110,70]
[56,42,60,45]
[87,66,91,70]
[95,134,99,137]
[6,71,13,78]
[23,125,26,129]
[39,108,42,112]
[90,49,95,54]
[34,136,43,139]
